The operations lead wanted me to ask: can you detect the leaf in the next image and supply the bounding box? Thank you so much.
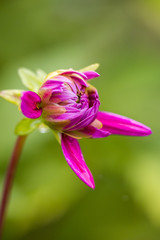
[18,68,43,92]
[79,63,100,72]
[0,89,23,105]
[15,118,42,136]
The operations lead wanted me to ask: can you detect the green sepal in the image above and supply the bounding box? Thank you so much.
[15,118,42,136]
[0,89,23,105]
[36,69,47,82]
[79,63,100,72]
[53,130,61,144]
[18,68,47,92]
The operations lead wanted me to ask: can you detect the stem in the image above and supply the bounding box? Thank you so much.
[0,135,27,239]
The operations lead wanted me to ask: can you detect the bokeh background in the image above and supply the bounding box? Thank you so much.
[0,0,160,239]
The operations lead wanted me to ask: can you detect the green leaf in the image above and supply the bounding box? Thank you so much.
[79,63,100,72]
[0,89,23,105]
[15,118,42,136]
[18,68,43,92]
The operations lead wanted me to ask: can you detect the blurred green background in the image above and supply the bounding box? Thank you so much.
[0,0,160,239]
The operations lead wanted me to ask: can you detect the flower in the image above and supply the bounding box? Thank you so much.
[0,64,152,189]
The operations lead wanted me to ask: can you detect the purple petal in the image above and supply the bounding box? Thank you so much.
[41,80,63,89]
[21,91,42,119]
[83,71,100,80]
[51,90,77,102]
[79,125,111,138]
[68,100,100,131]
[60,70,87,80]
[71,76,88,87]
[66,125,110,139]
[61,133,95,188]
[63,109,87,130]
[47,76,72,84]
[97,111,152,136]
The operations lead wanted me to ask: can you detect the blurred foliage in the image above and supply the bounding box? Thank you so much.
[0,0,160,239]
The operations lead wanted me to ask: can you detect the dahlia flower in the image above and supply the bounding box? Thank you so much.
[0,64,152,188]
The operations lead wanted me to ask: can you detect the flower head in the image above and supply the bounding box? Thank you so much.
[0,64,152,189]
[21,70,101,135]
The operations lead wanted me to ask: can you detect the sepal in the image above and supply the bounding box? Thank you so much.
[18,68,46,92]
[53,130,61,144]
[79,63,99,72]
[36,69,47,82]
[15,118,42,136]
[0,89,23,105]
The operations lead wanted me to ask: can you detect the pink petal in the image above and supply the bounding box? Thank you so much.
[83,71,100,80]
[97,111,152,136]
[68,125,111,139]
[21,91,42,119]
[71,76,88,87]
[60,70,87,80]
[61,133,95,188]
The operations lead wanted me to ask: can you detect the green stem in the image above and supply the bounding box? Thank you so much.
[0,135,27,239]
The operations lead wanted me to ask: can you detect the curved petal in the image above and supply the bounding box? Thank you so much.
[97,111,152,136]
[83,71,100,80]
[60,70,87,80]
[21,91,42,119]
[65,119,111,139]
[71,76,88,87]
[61,133,95,189]
[79,124,110,138]
[65,127,110,139]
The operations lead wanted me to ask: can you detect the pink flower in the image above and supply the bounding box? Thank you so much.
[19,68,152,189]
[0,65,152,189]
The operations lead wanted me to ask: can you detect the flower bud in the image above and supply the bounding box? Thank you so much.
[39,70,100,131]
[21,70,100,133]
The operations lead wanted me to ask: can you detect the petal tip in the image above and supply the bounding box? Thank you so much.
[84,176,95,189]
[144,127,152,136]
[83,71,100,81]
[97,111,152,137]
[78,171,95,189]
[133,124,152,136]
[90,182,96,189]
